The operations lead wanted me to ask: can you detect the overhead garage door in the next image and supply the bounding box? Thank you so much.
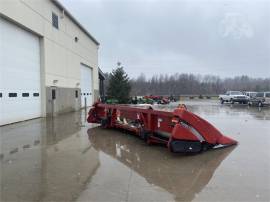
[0,18,41,125]
[80,63,93,107]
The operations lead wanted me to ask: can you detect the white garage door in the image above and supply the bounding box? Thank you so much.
[0,18,41,125]
[80,64,93,107]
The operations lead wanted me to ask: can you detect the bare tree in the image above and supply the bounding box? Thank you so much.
[129,74,270,96]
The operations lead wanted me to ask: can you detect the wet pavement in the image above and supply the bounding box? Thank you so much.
[0,100,270,202]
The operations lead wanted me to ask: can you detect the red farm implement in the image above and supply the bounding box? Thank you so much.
[87,103,237,153]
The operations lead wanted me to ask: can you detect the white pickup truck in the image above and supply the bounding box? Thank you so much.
[219,91,249,104]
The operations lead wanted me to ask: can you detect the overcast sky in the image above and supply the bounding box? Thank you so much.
[60,0,270,78]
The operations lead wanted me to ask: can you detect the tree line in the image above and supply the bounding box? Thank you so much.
[130,73,270,96]
[104,70,270,97]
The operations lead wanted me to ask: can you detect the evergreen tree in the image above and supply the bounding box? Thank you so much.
[107,63,131,103]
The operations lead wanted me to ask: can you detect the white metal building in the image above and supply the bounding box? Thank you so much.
[0,0,99,125]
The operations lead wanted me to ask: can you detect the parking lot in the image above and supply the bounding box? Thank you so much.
[0,100,269,202]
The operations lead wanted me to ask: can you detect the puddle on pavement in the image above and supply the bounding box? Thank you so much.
[0,100,269,202]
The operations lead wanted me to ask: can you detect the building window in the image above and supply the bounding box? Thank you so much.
[9,93,17,97]
[52,13,59,29]
[75,90,78,98]
[0,93,2,98]
[22,93,29,97]
[33,93,39,97]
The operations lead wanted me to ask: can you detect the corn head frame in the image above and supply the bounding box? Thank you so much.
[87,103,237,153]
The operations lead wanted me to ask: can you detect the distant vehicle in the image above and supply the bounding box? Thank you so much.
[219,91,249,104]
[169,95,176,102]
[144,95,170,105]
[106,98,119,104]
[157,97,170,104]
[244,91,257,98]
[140,98,154,105]
[248,92,270,107]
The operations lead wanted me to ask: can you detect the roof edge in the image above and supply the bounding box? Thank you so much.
[51,0,100,46]
[99,68,106,80]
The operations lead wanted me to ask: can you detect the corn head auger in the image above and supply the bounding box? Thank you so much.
[87,103,237,153]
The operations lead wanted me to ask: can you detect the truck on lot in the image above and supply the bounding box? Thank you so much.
[244,91,257,99]
[248,92,270,107]
[219,91,249,104]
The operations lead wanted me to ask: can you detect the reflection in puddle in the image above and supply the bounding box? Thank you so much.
[87,127,235,202]
[157,100,270,120]
[0,110,99,202]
